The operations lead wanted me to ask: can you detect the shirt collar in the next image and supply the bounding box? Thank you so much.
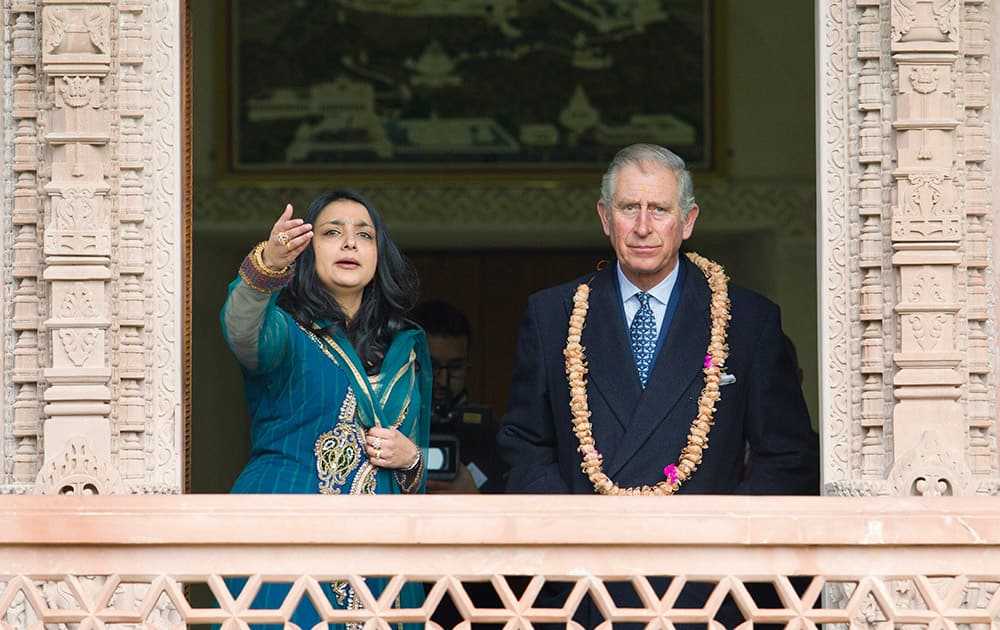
[616,260,678,306]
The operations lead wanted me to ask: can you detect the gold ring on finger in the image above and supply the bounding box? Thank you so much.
[374,448,381,460]
[277,231,289,247]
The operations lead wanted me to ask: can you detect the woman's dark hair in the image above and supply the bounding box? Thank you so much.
[277,189,419,373]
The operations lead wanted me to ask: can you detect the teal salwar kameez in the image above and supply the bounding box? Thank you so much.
[220,276,431,630]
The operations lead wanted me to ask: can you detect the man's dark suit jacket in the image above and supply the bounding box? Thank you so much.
[497,256,819,627]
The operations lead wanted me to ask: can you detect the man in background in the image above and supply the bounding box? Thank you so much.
[412,299,507,628]
[411,299,504,494]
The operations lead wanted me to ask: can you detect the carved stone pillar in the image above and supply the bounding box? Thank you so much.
[1,0,183,495]
[8,4,45,491]
[820,0,999,497]
[39,2,117,492]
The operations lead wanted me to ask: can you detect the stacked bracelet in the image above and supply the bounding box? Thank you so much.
[395,451,423,493]
[238,241,294,293]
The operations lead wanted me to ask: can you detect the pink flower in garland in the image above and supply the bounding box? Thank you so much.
[704,354,713,368]
[663,463,678,485]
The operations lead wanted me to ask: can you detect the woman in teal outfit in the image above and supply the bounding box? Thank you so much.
[220,190,432,629]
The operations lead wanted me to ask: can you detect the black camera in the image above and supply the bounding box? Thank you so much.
[427,433,460,481]
[427,404,491,481]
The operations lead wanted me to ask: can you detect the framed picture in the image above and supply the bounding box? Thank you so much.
[222,0,716,179]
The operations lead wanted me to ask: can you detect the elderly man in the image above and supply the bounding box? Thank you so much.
[498,143,819,627]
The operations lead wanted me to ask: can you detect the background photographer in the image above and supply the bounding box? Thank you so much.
[411,299,505,494]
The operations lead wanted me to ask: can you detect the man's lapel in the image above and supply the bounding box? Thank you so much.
[580,265,642,432]
[604,256,711,479]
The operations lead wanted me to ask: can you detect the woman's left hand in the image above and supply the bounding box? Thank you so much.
[366,427,419,470]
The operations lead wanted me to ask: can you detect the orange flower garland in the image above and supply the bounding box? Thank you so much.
[563,252,731,495]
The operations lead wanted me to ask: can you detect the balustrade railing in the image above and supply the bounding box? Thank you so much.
[1,495,998,628]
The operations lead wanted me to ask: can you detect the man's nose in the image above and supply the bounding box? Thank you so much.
[634,207,653,234]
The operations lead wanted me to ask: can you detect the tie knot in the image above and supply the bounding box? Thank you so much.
[635,292,651,307]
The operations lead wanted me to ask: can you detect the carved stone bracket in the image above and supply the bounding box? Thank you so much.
[889,430,972,496]
[33,435,125,495]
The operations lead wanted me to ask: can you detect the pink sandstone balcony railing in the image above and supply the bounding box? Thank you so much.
[1,495,998,628]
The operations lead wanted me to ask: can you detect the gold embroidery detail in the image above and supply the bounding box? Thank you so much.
[331,580,350,607]
[315,389,364,495]
[329,580,363,629]
[350,462,378,495]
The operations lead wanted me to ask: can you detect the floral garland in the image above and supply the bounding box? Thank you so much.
[564,252,731,495]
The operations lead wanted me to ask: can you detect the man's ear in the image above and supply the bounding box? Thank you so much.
[597,199,612,236]
[682,203,699,240]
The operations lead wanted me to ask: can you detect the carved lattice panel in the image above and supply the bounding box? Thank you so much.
[0,572,998,628]
[1,496,998,628]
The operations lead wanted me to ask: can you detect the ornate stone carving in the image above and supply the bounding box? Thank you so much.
[958,0,995,486]
[193,180,818,245]
[41,6,110,57]
[5,4,45,493]
[823,479,887,497]
[56,328,98,366]
[0,0,182,494]
[821,0,996,497]
[12,384,40,484]
[818,0,855,485]
[145,0,183,491]
[907,313,948,351]
[889,431,971,496]
[57,281,97,317]
[892,0,960,48]
[33,436,125,495]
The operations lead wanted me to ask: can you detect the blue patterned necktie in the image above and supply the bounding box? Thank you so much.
[629,292,657,388]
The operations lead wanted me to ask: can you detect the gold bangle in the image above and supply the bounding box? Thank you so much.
[251,241,291,277]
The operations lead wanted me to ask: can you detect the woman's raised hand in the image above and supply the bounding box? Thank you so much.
[261,203,313,270]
